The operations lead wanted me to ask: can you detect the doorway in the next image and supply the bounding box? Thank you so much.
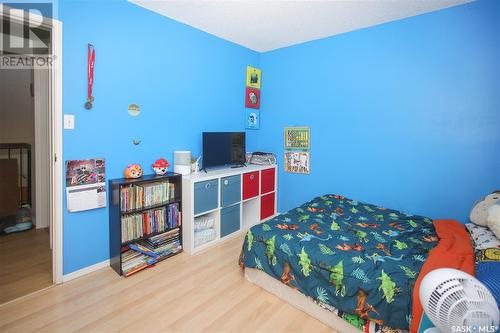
[0,5,62,303]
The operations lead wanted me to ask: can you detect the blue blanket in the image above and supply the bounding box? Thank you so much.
[241,194,439,330]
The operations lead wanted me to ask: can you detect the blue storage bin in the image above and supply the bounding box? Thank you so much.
[194,179,218,215]
[221,204,240,238]
[221,175,241,207]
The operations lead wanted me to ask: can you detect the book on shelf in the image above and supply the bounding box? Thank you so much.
[120,181,177,212]
[121,228,182,276]
[121,248,155,277]
[121,203,181,243]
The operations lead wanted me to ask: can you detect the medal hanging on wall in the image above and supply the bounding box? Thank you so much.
[84,44,95,110]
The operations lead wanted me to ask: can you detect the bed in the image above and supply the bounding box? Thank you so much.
[239,194,474,333]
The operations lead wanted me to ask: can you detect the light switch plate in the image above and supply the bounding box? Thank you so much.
[64,114,75,130]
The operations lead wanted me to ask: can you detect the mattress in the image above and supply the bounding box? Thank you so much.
[240,194,474,333]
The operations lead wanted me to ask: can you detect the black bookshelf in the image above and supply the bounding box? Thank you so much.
[109,172,183,277]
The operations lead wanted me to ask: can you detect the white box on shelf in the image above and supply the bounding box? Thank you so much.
[174,151,191,175]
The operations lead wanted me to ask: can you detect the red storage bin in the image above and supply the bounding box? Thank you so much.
[261,168,275,194]
[260,192,275,220]
[243,171,259,200]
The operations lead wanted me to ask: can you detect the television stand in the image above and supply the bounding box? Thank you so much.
[181,164,277,254]
[231,163,246,169]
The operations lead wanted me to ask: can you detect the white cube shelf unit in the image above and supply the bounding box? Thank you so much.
[182,164,277,254]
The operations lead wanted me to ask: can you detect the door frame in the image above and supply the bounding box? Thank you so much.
[0,5,64,284]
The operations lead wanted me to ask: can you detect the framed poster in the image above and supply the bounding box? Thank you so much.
[245,109,260,130]
[246,66,261,89]
[245,87,260,109]
[284,151,310,174]
[284,127,310,149]
[65,158,107,212]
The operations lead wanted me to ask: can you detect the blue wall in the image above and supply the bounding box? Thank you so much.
[60,0,259,274]
[247,0,500,222]
[60,0,499,275]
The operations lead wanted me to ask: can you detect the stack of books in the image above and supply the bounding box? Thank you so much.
[142,182,169,207]
[120,185,144,212]
[142,207,167,235]
[144,228,182,259]
[121,248,155,277]
[167,203,181,229]
[120,182,176,212]
[121,213,144,242]
[122,228,182,276]
[121,203,182,243]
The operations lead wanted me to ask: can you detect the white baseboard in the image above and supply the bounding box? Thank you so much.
[62,259,110,283]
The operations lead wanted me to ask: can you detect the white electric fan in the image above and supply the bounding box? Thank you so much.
[419,268,499,333]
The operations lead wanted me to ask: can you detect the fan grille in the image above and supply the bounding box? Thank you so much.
[427,277,498,332]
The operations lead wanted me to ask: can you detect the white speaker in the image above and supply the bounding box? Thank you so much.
[174,151,191,175]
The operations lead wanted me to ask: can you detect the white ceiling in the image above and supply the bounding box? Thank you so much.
[130,0,473,52]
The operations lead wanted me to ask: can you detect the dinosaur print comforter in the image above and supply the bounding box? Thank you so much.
[240,194,439,331]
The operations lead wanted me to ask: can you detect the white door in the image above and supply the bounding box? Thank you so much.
[34,68,51,236]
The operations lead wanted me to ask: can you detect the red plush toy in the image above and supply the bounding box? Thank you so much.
[152,158,170,176]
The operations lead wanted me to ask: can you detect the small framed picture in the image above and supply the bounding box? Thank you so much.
[245,87,260,109]
[284,127,310,149]
[246,109,260,130]
[246,66,261,89]
[284,151,310,174]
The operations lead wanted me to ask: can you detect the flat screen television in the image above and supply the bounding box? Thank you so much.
[202,132,246,169]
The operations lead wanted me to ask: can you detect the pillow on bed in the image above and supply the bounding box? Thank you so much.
[475,248,500,263]
[465,223,500,249]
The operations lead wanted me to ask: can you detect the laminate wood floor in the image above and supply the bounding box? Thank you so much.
[0,227,52,304]
[0,234,334,333]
